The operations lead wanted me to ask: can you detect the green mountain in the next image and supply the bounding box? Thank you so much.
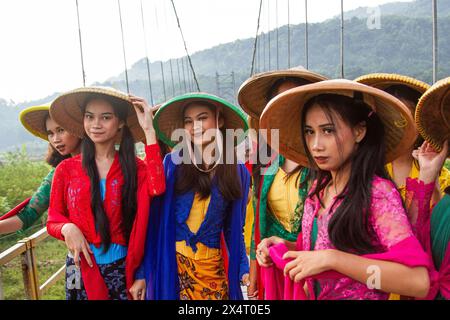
[1,0,450,153]
[342,0,450,20]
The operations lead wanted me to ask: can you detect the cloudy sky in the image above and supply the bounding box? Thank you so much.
[0,0,414,102]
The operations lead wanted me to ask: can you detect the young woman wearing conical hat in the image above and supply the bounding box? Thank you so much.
[405,78,450,300]
[257,79,431,299]
[238,68,327,299]
[47,87,165,300]
[0,105,82,300]
[134,93,251,300]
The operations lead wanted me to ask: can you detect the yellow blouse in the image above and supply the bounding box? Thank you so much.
[267,168,301,233]
[244,190,255,254]
[176,193,220,260]
[386,162,450,201]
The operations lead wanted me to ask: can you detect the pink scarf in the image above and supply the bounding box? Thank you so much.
[262,234,432,300]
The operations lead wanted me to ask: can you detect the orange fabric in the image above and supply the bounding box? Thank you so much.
[177,252,229,300]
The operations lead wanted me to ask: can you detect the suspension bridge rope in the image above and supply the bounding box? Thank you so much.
[305,0,309,69]
[139,0,154,105]
[176,57,182,94]
[117,0,130,93]
[276,0,279,70]
[250,0,263,76]
[181,56,187,92]
[287,0,291,68]
[170,0,200,91]
[267,0,271,71]
[75,0,86,86]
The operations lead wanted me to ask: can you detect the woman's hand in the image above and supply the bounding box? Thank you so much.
[283,249,334,283]
[414,141,448,184]
[61,223,93,268]
[256,236,286,267]
[129,279,146,300]
[247,259,258,300]
[129,94,158,145]
[241,273,250,286]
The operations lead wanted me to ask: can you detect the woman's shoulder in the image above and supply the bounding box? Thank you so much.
[54,154,82,172]
[371,175,398,196]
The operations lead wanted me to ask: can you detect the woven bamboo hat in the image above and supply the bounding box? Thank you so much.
[19,105,51,141]
[238,68,328,119]
[355,73,430,95]
[49,86,145,142]
[153,92,248,148]
[260,79,417,167]
[415,77,450,156]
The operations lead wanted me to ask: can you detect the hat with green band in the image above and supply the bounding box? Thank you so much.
[153,92,249,148]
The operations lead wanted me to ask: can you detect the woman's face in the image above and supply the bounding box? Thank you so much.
[183,104,223,146]
[83,99,123,144]
[45,117,80,156]
[304,103,366,172]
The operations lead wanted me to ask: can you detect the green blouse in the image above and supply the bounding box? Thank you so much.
[17,168,55,231]
[250,155,309,259]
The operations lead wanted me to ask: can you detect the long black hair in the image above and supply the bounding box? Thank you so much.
[175,101,242,202]
[301,93,389,254]
[81,94,137,252]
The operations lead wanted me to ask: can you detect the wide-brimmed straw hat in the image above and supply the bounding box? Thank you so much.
[153,92,248,148]
[415,77,450,156]
[238,68,328,119]
[355,73,430,95]
[259,79,417,167]
[49,86,145,142]
[19,105,51,141]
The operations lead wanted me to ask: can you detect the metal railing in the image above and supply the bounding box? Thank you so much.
[0,227,65,300]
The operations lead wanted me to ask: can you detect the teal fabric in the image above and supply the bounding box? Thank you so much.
[312,217,321,298]
[431,194,450,270]
[90,179,128,265]
[17,168,55,230]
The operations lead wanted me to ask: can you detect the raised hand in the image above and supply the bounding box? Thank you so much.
[129,94,159,145]
[414,141,448,184]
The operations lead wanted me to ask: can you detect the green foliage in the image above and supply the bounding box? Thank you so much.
[0,146,50,209]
